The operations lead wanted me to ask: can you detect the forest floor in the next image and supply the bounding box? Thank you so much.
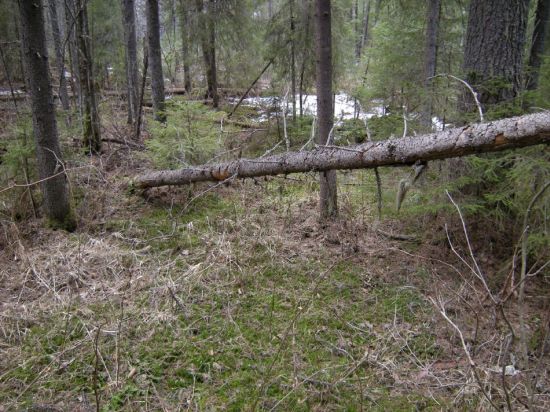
[1,97,549,411]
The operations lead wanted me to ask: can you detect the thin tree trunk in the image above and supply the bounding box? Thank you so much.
[65,0,80,108]
[134,112,550,188]
[206,0,218,107]
[170,0,178,83]
[423,0,441,127]
[195,0,218,107]
[228,56,276,118]
[315,0,337,219]
[374,0,382,24]
[527,0,550,90]
[0,42,19,111]
[360,0,370,52]
[14,14,25,83]
[180,0,192,93]
[76,0,101,153]
[121,0,139,124]
[354,0,361,60]
[290,0,296,121]
[299,0,312,117]
[135,43,148,140]
[147,0,166,122]
[48,0,70,111]
[18,0,74,229]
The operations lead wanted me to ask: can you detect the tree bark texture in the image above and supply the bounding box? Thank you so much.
[207,0,219,108]
[76,0,101,152]
[315,0,337,219]
[353,0,360,60]
[527,0,550,90]
[121,0,139,124]
[195,0,219,107]
[146,0,166,122]
[48,0,70,111]
[290,0,297,121]
[360,0,370,53]
[180,0,192,93]
[423,0,440,126]
[463,0,530,108]
[134,112,550,188]
[18,0,74,228]
[299,0,313,117]
[65,0,81,105]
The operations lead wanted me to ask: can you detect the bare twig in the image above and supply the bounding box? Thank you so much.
[430,74,484,122]
[300,117,316,151]
[402,106,408,138]
[446,191,495,302]
[0,166,88,195]
[430,296,501,411]
[518,181,550,410]
[282,88,290,151]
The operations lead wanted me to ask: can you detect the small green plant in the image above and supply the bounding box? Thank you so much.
[0,116,35,176]
[0,115,37,219]
[145,101,224,169]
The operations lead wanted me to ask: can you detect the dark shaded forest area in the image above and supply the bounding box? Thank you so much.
[0,0,549,410]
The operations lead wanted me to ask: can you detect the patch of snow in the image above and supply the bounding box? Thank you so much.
[432,117,453,132]
[230,93,385,124]
[0,88,24,96]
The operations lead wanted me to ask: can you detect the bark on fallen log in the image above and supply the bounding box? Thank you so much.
[134,112,550,189]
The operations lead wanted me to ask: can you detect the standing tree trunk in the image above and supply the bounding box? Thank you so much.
[462,0,530,109]
[360,0,371,52]
[527,0,550,90]
[48,0,70,111]
[206,0,219,108]
[353,0,361,60]
[299,0,312,117]
[195,0,218,108]
[121,0,139,124]
[373,0,382,24]
[146,0,166,122]
[170,0,179,84]
[65,0,80,107]
[290,0,297,122]
[423,0,441,128]
[76,0,101,152]
[180,0,192,93]
[18,0,75,230]
[315,0,337,219]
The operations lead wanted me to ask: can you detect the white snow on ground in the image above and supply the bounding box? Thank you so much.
[230,93,385,125]
[0,89,24,96]
[231,93,450,132]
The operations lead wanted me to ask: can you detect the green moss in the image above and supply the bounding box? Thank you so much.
[365,286,425,324]
[366,394,443,411]
[47,210,77,232]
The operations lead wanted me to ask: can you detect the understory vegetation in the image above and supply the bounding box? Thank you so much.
[1,98,549,410]
[1,0,550,410]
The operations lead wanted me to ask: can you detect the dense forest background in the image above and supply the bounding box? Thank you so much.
[0,0,549,410]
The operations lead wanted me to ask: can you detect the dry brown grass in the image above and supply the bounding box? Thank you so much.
[0,101,548,411]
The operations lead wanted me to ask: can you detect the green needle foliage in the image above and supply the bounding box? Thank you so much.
[145,100,227,168]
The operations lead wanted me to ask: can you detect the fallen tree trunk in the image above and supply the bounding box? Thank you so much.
[134,112,550,188]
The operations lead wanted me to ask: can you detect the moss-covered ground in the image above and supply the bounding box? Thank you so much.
[1,99,548,411]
